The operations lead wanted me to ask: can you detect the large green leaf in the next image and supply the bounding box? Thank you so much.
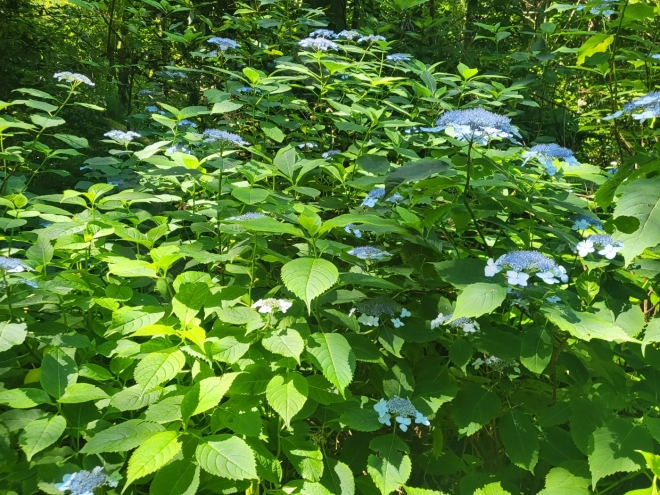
[450,283,507,321]
[577,34,614,65]
[520,326,552,374]
[19,414,66,461]
[613,178,660,264]
[26,235,54,266]
[80,420,164,454]
[40,347,78,399]
[281,258,339,311]
[500,410,539,472]
[385,158,452,194]
[107,306,165,337]
[134,349,186,391]
[172,282,209,326]
[367,435,411,495]
[150,458,201,495]
[0,321,27,352]
[58,383,109,403]
[451,385,502,436]
[321,458,355,495]
[588,418,652,489]
[196,435,258,480]
[181,373,240,422]
[538,462,591,495]
[282,436,324,481]
[306,332,355,395]
[126,431,182,487]
[232,187,269,205]
[266,372,308,427]
[0,388,52,408]
[262,328,305,362]
[543,305,636,343]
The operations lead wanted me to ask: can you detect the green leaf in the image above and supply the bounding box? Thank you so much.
[108,260,159,278]
[588,418,652,488]
[172,282,209,325]
[577,34,614,65]
[196,435,258,480]
[451,385,502,436]
[520,326,552,374]
[262,328,305,362]
[211,100,244,114]
[58,383,109,403]
[340,406,383,432]
[306,332,355,395]
[0,321,27,352]
[19,414,66,461]
[281,258,339,312]
[108,306,165,337]
[232,187,269,205]
[543,305,636,343]
[642,318,660,355]
[500,410,539,472]
[80,419,164,454]
[613,178,660,264]
[474,483,512,495]
[260,122,285,143]
[134,349,186,391]
[150,458,200,495]
[181,373,240,422]
[30,113,65,128]
[637,450,660,478]
[385,158,452,194]
[40,347,78,399]
[367,434,411,495]
[26,235,54,266]
[282,436,324,481]
[0,388,52,408]
[450,283,507,321]
[53,134,89,149]
[358,155,390,175]
[321,458,355,495]
[538,462,591,495]
[266,372,308,427]
[126,431,182,488]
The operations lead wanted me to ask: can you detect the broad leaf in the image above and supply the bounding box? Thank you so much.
[282,258,339,312]
[367,434,411,495]
[451,385,502,436]
[196,435,258,480]
[40,347,78,399]
[181,373,240,422]
[150,458,201,495]
[266,372,308,427]
[306,332,355,395]
[81,420,164,454]
[0,321,27,352]
[134,349,186,391]
[500,410,539,472]
[450,283,506,321]
[126,431,182,487]
[19,414,66,461]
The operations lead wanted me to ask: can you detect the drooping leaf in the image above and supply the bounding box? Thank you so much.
[281,258,339,311]
[306,332,355,395]
[19,414,66,461]
[266,372,308,427]
[451,385,502,436]
[40,347,78,399]
[81,420,165,454]
[0,321,27,352]
[367,434,411,495]
[181,373,240,422]
[500,410,539,472]
[450,283,507,321]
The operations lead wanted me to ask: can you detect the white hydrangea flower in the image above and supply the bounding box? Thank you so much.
[251,298,293,314]
[546,296,561,303]
[576,240,595,257]
[396,416,412,431]
[415,411,430,426]
[484,258,501,277]
[358,314,379,326]
[400,308,411,318]
[506,270,529,287]
[392,318,404,328]
[537,271,560,284]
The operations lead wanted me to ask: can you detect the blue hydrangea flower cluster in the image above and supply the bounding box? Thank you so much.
[54,72,95,87]
[236,87,262,95]
[430,312,480,333]
[178,119,196,128]
[226,212,266,221]
[386,53,411,62]
[322,149,341,158]
[350,299,410,328]
[577,0,619,16]
[207,37,241,51]
[576,234,624,259]
[145,105,158,113]
[309,29,337,38]
[298,38,339,51]
[473,356,519,373]
[358,34,386,44]
[485,251,568,287]
[202,129,248,146]
[374,396,429,431]
[361,188,404,207]
[165,144,191,155]
[522,143,580,176]
[344,223,362,238]
[103,130,141,145]
[348,246,392,261]
[137,89,154,96]
[297,142,316,150]
[0,257,27,273]
[55,466,118,495]
[571,214,603,231]
[421,108,521,145]
[604,91,660,122]
[337,30,360,40]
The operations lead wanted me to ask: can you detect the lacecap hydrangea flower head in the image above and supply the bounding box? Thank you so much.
[571,214,603,232]
[374,396,429,431]
[522,143,580,176]
[202,129,248,146]
[207,37,241,51]
[485,251,568,287]
[55,466,118,495]
[421,108,521,145]
[576,234,623,259]
[298,38,338,51]
[309,29,337,39]
[349,299,411,328]
[430,312,480,333]
[104,130,140,145]
[361,187,403,207]
[251,298,293,314]
[0,257,28,273]
[604,91,660,122]
[348,246,392,261]
[54,72,95,87]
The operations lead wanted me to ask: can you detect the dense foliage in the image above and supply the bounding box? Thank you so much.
[2,1,660,494]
